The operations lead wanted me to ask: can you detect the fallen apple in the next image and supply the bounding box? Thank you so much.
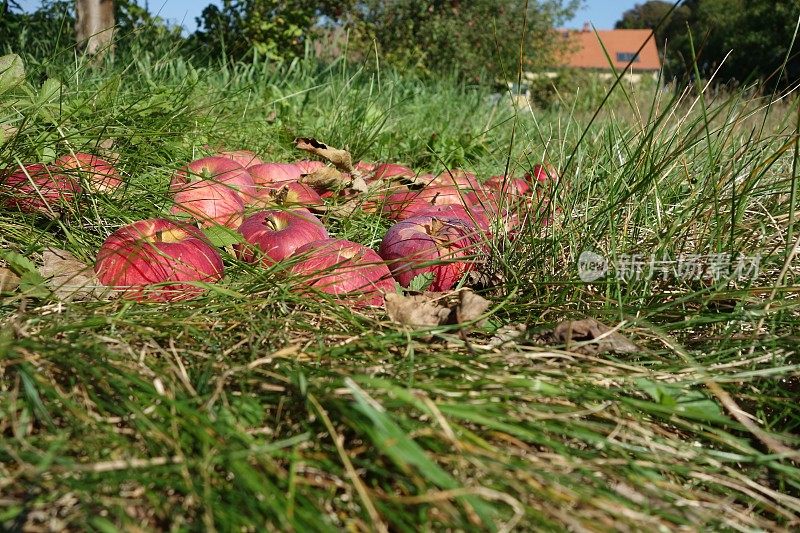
[217,150,265,168]
[290,238,395,307]
[171,156,256,201]
[295,159,326,175]
[528,163,559,187]
[381,185,474,220]
[355,161,377,173]
[94,218,224,302]
[54,152,122,193]
[248,162,305,187]
[429,168,480,190]
[379,215,482,292]
[236,208,329,264]
[412,204,492,236]
[250,181,323,209]
[171,180,245,228]
[1,163,81,216]
[372,163,416,181]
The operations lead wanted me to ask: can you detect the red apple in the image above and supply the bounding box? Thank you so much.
[94,218,224,302]
[295,160,326,175]
[372,163,415,181]
[412,204,492,237]
[381,185,473,220]
[355,161,377,173]
[528,163,559,186]
[171,180,245,228]
[217,150,265,168]
[379,215,483,292]
[171,156,256,200]
[236,208,329,264]
[290,238,395,307]
[54,153,122,193]
[250,181,323,209]
[430,168,480,190]
[248,162,305,187]
[1,163,81,216]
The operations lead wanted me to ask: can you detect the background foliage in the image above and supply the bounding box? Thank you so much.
[616,0,800,87]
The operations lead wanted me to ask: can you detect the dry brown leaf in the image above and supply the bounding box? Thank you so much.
[385,289,491,329]
[312,196,361,219]
[551,318,639,355]
[300,166,348,190]
[385,293,452,327]
[485,323,527,349]
[294,137,353,172]
[96,138,121,163]
[456,290,491,326]
[39,247,109,301]
[350,175,369,193]
[1,124,19,140]
[0,267,20,292]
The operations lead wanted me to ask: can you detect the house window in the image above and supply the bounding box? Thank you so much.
[617,52,640,63]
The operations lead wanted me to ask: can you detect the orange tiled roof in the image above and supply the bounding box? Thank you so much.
[556,28,661,71]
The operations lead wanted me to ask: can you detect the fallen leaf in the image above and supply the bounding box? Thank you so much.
[299,166,349,190]
[39,247,111,301]
[385,289,491,329]
[385,293,452,327]
[0,53,25,94]
[1,124,19,143]
[0,267,20,292]
[485,323,527,349]
[350,175,369,193]
[294,137,353,172]
[456,290,491,326]
[551,318,639,355]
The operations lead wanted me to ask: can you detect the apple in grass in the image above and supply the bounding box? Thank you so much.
[371,163,416,182]
[236,208,329,264]
[94,218,224,302]
[171,180,245,228]
[171,156,256,201]
[379,215,483,292]
[380,185,474,220]
[295,160,325,175]
[413,204,492,237]
[248,162,305,187]
[54,152,122,194]
[1,163,81,216]
[290,238,395,307]
[250,181,323,209]
[528,163,559,188]
[355,161,377,174]
[216,150,265,168]
[429,168,480,191]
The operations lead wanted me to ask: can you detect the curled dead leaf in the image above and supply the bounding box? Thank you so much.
[39,247,112,301]
[294,137,353,172]
[1,124,19,143]
[385,289,492,330]
[456,289,491,326]
[385,293,452,327]
[0,267,21,292]
[551,318,639,355]
[300,166,349,190]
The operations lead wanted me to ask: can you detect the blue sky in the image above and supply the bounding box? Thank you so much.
[15,1,641,32]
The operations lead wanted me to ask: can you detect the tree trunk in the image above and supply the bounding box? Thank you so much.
[75,0,115,58]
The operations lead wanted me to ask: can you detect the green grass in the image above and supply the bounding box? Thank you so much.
[2,40,800,531]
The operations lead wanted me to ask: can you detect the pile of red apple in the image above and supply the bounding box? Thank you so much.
[1,148,559,305]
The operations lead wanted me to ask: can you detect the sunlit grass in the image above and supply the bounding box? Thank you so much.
[1,34,799,530]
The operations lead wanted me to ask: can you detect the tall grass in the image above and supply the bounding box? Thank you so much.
[1,29,799,531]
